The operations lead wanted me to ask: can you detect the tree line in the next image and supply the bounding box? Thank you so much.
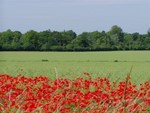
[0,25,150,51]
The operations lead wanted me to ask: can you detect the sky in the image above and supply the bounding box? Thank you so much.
[0,0,150,34]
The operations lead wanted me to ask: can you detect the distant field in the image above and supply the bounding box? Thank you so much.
[0,51,150,84]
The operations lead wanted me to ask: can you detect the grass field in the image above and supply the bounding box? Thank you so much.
[0,51,150,84]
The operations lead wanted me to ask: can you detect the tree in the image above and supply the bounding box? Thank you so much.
[147,28,150,37]
[68,32,90,51]
[108,25,124,41]
[21,30,39,50]
[0,29,14,50]
[108,25,124,49]
[86,31,101,50]
[124,33,133,50]
[39,30,51,50]
[11,31,22,50]
[147,28,150,33]
[60,30,76,50]
[1,26,150,51]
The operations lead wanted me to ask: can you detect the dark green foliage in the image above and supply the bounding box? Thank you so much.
[0,26,150,51]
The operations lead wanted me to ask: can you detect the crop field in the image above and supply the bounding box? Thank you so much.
[0,51,150,84]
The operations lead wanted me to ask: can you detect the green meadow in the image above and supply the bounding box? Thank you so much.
[0,51,150,84]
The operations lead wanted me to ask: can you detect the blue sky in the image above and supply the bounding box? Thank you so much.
[0,0,150,34]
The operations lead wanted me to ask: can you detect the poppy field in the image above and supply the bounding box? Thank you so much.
[0,73,150,113]
[0,51,150,112]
